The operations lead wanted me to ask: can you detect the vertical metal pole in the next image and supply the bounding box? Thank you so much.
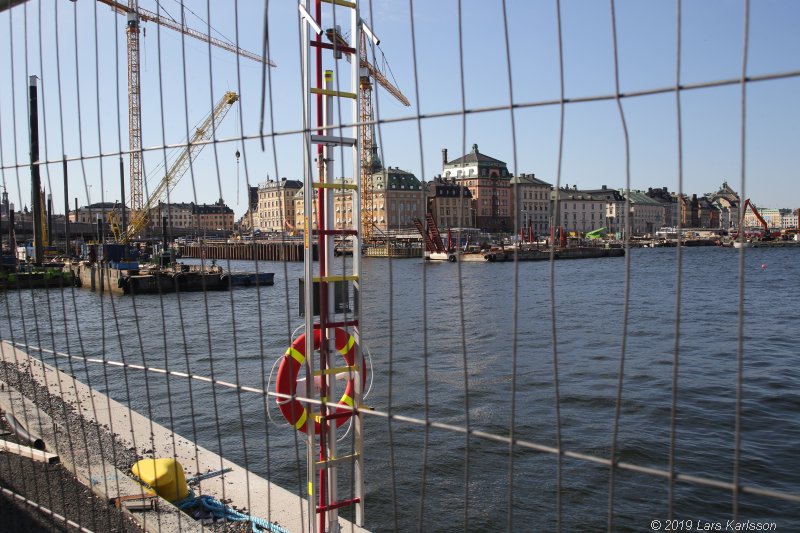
[63,158,70,256]
[322,69,338,532]
[29,75,44,265]
[161,215,168,256]
[351,5,365,526]
[9,210,15,261]
[313,3,329,532]
[47,193,53,246]
[119,157,127,247]
[300,4,318,532]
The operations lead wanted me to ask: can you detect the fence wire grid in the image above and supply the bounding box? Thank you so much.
[1,1,799,532]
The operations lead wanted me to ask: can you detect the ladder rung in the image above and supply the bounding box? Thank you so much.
[315,453,360,471]
[310,41,356,55]
[311,321,358,329]
[313,182,358,190]
[310,88,357,100]
[313,365,359,377]
[317,497,361,513]
[320,0,356,9]
[311,134,356,146]
[313,275,358,283]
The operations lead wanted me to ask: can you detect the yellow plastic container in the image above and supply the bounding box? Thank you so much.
[131,458,189,502]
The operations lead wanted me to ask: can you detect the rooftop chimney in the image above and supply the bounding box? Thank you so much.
[442,148,448,166]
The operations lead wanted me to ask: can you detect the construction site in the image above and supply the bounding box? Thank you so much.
[3,1,800,533]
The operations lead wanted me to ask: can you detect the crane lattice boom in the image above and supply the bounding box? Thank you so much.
[96,0,272,214]
[97,0,276,67]
[125,91,239,239]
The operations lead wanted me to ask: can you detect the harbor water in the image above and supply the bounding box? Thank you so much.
[1,247,799,532]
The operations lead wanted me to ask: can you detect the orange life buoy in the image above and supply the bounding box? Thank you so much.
[275,327,361,434]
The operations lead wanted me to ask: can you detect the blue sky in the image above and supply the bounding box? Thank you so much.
[1,0,798,218]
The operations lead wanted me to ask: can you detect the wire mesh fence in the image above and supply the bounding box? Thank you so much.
[1,1,799,532]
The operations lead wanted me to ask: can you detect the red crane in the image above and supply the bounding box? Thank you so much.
[741,198,774,239]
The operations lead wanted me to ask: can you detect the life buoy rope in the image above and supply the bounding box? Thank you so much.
[275,327,362,434]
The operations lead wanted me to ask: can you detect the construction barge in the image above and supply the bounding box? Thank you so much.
[428,245,625,262]
[66,261,274,295]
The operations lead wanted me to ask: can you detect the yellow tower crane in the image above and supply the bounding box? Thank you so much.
[121,91,239,240]
[326,25,410,242]
[94,0,273,214]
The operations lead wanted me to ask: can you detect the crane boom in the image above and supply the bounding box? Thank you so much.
[361,61,410,107]
[96,0,276,67]
[742,198,769,232]
[125,91,239,239]
[95,0,273,214]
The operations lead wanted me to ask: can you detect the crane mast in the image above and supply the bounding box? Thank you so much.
[126,3,143,212]
[357,32,410,243]
[324,25,409,243]
[359,32,375,242]
[95,0,273,215]
[125,91,239,239]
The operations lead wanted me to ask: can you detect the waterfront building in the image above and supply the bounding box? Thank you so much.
[696,196,719,229]
[646,187,681,229]
[442,144,512,232]
[426,176,474,230]
[744,205,781,229]
[676,194,700,228]
[236,186,260,233]
[70,202,127,224]
[510,173,551,235]
[370,167,425,232]
[1,189,15,218]
[707,182,740,231]
[256,178,302,232]
[582,186,626,236]
[551,186,607,235]
[298,168,424,235]
[780,209,798,229]
[293,189,319,232]
[193,199,235,232]
[622,190,666,235]
[147,202,195,231]
[145,200,234,233]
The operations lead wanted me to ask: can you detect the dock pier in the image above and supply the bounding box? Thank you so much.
[0,341,369,533]
[178,241,313,262]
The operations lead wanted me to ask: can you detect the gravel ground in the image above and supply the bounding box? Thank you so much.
[0,446,145,533]
[0,361,264,533]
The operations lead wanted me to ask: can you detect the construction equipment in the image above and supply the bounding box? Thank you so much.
[741,199,774,239]
[412,215,445,253]
[585,227,607,239]
[94,0,273,214]
[326,25,410,242]
[107,201,123,242]
[125,91,239,240]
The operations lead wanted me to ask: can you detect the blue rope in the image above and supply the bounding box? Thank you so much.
[178,493,291,533]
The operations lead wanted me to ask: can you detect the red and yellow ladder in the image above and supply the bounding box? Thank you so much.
[299,1,365,532]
